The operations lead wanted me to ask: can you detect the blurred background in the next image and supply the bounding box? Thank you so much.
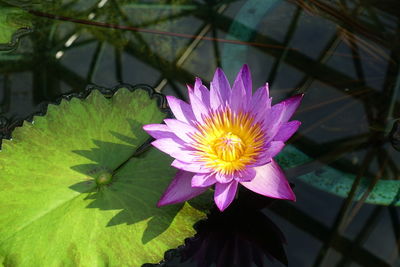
[0,0,399,266]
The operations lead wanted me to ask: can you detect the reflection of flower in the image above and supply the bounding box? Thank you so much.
[178,191,288,267]
[144,65,302,211]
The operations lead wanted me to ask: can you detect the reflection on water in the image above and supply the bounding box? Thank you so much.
[154,188,289,267]
[0,0,399,266]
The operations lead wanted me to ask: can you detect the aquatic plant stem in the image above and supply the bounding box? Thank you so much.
[268,5,302,86]
[342,149,388,229]
[112,138,153,176]
[28,9,285,50]
[154,4,228,92]
[311,146,377,267]
[87,41,105,83]
[336,206,384,267]
[269,201,390,267]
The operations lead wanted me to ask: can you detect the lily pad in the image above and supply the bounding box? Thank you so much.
[0,4,32,49]
[0,87,209,266]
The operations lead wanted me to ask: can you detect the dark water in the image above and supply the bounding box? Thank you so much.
[0,0,399,266]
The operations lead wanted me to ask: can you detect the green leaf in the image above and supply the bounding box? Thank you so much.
[0,88,209,266]
[0,5,32,45]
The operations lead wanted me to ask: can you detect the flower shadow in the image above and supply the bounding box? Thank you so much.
[176,188,288,267]
[68,118,184,244]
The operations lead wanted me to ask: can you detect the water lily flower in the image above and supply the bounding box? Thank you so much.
[143,65,302,211]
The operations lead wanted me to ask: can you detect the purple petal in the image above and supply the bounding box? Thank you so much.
[215,172,234,183]
[263,141,286,158]
[143,124,175,139]
[262,102,287,143]
[151,138,185,155]
[171,159,211,173]
[194,78,210,107]
[274,121,301,142]
[234,167,256,182]
[188,87,210,123]
[230,64,252,111]
[192,173,217,187]
[254,82,269,100]
[171,149,199,163]
[210,68,231,110]
[157,170,207,207]
[214,181,239,211]
[152,138,198,162]
[238,64,252,96]
[194,77,202,91]
[164,119,198,143]
[250,158,272,168]
[278,94,303,123]
[240,160,295,201]
[250,141,285,167]
[250,84,272,123]
[166,96,196,125]
[262,95,303,143]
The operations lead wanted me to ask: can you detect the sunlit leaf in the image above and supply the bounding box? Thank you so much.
[0,88,210,266]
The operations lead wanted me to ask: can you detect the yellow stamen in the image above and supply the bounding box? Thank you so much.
[191,108,265,175]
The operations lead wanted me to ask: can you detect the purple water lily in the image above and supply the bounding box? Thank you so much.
[143,65,302,211]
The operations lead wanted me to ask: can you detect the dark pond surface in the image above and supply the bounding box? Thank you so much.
[0,0,399,266]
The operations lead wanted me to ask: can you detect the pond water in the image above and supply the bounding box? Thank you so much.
[0,0,399,266]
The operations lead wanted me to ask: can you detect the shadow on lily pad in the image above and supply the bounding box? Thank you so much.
[69,119,184,244]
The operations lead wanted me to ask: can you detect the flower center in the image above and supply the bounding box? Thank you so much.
[212,132,245,161]
[191,108,266,175]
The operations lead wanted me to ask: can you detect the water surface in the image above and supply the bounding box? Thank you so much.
[0,0,399,266]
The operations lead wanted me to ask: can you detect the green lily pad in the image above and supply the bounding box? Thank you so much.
[0,88,209,266]
[0,4,32,48]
